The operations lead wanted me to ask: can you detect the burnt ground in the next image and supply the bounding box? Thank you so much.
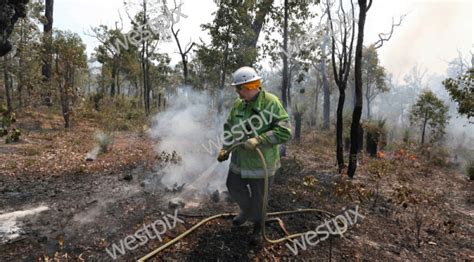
[0,111,473,261]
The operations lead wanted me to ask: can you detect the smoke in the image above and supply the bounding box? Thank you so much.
[149,86,230,203]
[372,0,472,82]
[85,132,113,161]
[72,184,140,224]
[0,206,49,243]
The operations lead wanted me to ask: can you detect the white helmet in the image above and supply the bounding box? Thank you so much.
[231,66,261,86]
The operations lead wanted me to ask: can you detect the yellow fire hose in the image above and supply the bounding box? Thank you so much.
[138,143,335,261]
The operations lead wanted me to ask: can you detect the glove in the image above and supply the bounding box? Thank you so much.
[243,137,260,151]
[217,149,229,162]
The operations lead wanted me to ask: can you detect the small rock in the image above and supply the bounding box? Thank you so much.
[123,174,133,181]
[211,190,220,202]
[168,200,185,210]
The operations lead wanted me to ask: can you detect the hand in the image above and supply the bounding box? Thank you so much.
[217,149,229,162]
[243,137,260,151]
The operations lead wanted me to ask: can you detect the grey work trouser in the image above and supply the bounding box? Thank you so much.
[226,169,274,223]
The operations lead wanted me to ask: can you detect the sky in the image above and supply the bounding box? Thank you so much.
[53,0,473,83]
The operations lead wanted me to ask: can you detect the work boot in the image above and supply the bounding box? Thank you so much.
[232,212,248,226]
[250,222,264,247]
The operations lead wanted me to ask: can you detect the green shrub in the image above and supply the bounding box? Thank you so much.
[0,127,7,137]
[420,145,450,167]
[364,119,387,157]
[5,128,21,144]
[79,94,146,132]
[403,129,411,144]
[94,131,113,153]
[1,106,21,143]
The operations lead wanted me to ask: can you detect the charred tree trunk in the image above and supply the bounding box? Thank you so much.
[3,56,12,112]
[327,0,356,173]
[357,125,364,153]
[287,67,292,108]
[183,56,188,84]
[313,81,320,127]
[42,0,54,81]
[158,93,161,110]
[171,26,195,85]
[366,131,378,157]
[142,57,150,115]
[116,70,120,95]
[56,57,71,128]
[281,0,289,109]
[18,21,24,108]
[348,0,371,178]
[140,0,151,116]
[110,66,116,97]
[322,62,331,130]
[421,113,428,145]
[294,111,302,142]
[336,91,345,169]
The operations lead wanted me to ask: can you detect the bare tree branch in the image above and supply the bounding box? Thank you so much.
[373,14,406,49]
[367,0,373,11]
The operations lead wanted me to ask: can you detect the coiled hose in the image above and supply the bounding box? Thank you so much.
[138,143,334,261]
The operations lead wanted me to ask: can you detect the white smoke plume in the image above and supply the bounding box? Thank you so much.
[149,86,230,203]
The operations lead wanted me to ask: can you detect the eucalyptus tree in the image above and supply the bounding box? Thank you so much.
[52,30,88,128]
[200,0,273,113]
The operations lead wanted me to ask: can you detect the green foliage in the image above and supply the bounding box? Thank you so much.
[0,128,7,137]
[1,110,16,128]
[91,25,144,95]
[52,30,88,127]
[366,158,394,178]
[6,0,44,106]
[409,90,450,144]
[5,128,21,144]
[79,94,146,132]
[420,145,451,167]
[364,118,388,150]
[365,119,387,136]
[443,68,473,121]
[53,31,87,69]
[197,0,276,89]
[362,45,389,118]
[262,0,315,60]
[403,129,411,144]
[0,105,21,143]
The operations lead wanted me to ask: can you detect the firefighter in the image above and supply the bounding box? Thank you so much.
[217,66,292,240]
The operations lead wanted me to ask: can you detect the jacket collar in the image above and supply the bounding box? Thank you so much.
[245,89,265,111]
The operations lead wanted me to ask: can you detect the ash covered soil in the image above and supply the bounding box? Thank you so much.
[0,117,473,261]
